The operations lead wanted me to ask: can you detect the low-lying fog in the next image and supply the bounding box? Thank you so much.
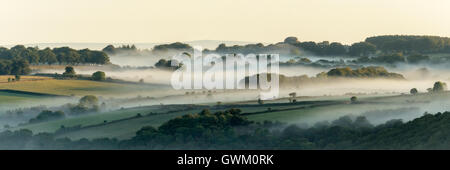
[285,93,450,127]
[33,62,450,89]
[15,56,450,129]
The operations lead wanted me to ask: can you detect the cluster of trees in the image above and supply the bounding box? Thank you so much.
[281,57,360,69]
[153,42,192,51]
[354,53,431,64]
[431,81,447,92]
[241,66,404,88]
[154,59,182,70]
[102,43,192,56]
[136,109,250,139]
[215,43,272,54]
[3,109,450,149]
[290,35,450,56]
[214,35,450,57]
[213,41,319,56]
[69,95,100,115]
[0,45,110,65]
[284,37,347,55]
[29,110,65,124]
[102,45,143,56]
[62,66,77,78]
[348,42,377,56]
[103,44,136,53]
[410,81,448,94]
[101,35,450,65]
[0,59,31,75]
[56,66,106,81]
[283,37,379,56]
[365,35,450,53]
[325,66,405,79]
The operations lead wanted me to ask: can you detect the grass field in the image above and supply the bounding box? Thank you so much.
[0,91,48,103]
[246,102,404,125]
[9,95,381,139]
[14,106,160,133]
[56,110,202,140]
[0,88,69,109]
[0,77,167,97]
[0,75,53,83]
[9,91,450,140]
[13,105,205,134]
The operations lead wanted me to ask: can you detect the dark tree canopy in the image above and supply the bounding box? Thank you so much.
[154,59,181,70]
[410,88,418,95]
[4,110,450,149]
[29,110,65,123]
[349,42,376,56]
[365,35,450,53]
[79,95,99,107]
[92,71,106,81]
[0,45,109,65]
[326,66,404,79]
[284,36,299,44]
[102,44,140,56]
[350,96,358,103]
[153,42,192,51]
[62,66,76,77]
[433,81,447,92]
[0,59,31,75]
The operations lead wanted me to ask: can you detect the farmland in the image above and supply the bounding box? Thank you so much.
[0,90,52,103]
[10,91,446,141]
[0,75,53,83]
[0,75,170,97]
[3,71,449,142]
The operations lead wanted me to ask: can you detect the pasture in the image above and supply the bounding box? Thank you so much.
[0,76,168,97]
[0,75,53,83]
[10,91,450,140]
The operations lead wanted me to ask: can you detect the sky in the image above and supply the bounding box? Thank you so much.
[0,0,449,45]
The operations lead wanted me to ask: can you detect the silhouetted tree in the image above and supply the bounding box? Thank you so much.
[350,96,358,103]
[63,66,76,77]
[410,88,418,95]
[433,81,447,92]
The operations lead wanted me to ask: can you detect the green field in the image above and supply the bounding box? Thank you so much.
[0,79,166,97]
[9,95,378,139]
[56,110,202,140]
[0,76,176,115]
[0,90,65,108]
[13,105,204,133]
[0,91,45,103]
[9,91,450,140]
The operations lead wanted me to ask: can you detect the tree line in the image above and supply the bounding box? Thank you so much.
[102,43,193,56]
[324,66,405,79]
[287,35,450,56]
[0,59,31,75]
[101,35,450,59]
[365,35,450,54]
[214,35,450,57]
[0,45,110,65]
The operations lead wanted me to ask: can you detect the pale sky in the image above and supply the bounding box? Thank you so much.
[0,0,449,45]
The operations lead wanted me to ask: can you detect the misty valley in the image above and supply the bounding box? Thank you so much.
[2,35,450,149]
